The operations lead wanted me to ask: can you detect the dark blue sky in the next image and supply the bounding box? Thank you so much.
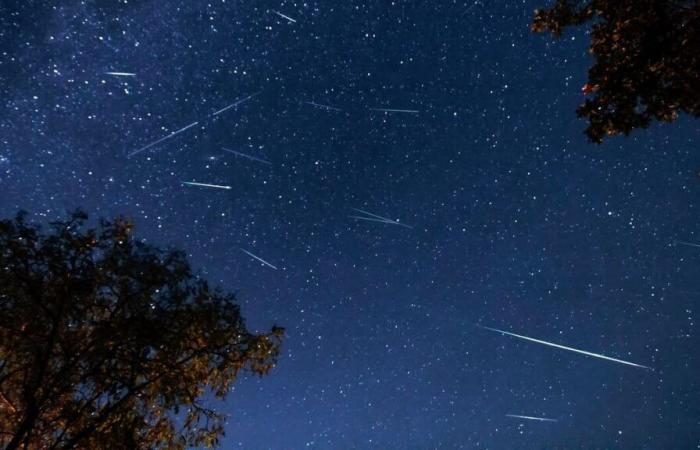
[1,1,699,448]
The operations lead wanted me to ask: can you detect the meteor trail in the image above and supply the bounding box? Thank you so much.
[271,10,297,23]
[506,414,557,423]
[304,101,342,111]
[241,249,278,270]
[222,147,271,165]
[128,121,199,157]
[460,0,481,16]
[182,181,232,190]
[105,71,136,77]
[369,107,419,114]
[675,240,700,249]
[348,215,401,225]
[212,92,261,116]
[350,208,413,229]
[479,325,651,369]
[129,91,259,157]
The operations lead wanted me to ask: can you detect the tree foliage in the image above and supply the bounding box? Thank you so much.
[0,211,283,449]
[532,0,700,142]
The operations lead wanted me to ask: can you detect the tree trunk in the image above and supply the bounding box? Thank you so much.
[5,402,39,450]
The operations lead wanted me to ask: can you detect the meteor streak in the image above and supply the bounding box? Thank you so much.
[369,107,419,114]
[506,414,557,422]
[105,72,136,77]
[304,101,342,111]
[479,325,651,369]
[350,208,413,229]
[460,0,481,16]
[241,249,278,270]
[348,215,400,225]
[128,121,199,157]
[182,181,232,190]
[271,10,297,23]
[675,240,700,249]
[129,91,259,157]
[212,92,261,116]
[222,147,271,165]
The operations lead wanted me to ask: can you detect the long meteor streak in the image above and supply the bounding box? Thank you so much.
[506,414,557,422]
[348,215,399,225]
[479,325,651,369]
[222,147,271,165]
[271,10,297,23]
[128,121,199,157]
[129,91,259,157]
[304,101,342,111]
[212,92,261,116]
[350,208,413,229]
[369,107,419,114]
[182,181,232,190]
[675,240,700,249]
[241,249,278,270]
[105,71,136,77]
[352,208,393,221]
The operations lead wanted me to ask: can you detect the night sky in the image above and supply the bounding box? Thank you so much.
[1,1,699,448]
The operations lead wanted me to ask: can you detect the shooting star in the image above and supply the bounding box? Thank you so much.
[348,215,402,225]
[271,10,297,23]
[222,147,271,165]
[241,249,278,270]
[674,240,700,249]
[105,71,136,77]
[479,325,651,369]
[369,107,419,114]
[212,91,261,116]
[506,414,557,423]
[304,101,342,112]
[460,0,481,16]
[128,92,260,158]
[128,121,200,157]
[182,181,232,190]
[350,208,413,229]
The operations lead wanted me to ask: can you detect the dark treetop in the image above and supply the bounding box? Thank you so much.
[0,211,283,449]
[533,0,700,142]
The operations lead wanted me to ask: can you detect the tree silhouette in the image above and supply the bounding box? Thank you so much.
[532,0,700,143]
[0,211,283,449]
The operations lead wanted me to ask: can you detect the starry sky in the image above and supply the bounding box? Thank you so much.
[1,1,700,448]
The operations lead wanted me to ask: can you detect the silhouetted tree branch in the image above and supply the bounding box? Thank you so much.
[533,0,700,142]
[0,211,284,449]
